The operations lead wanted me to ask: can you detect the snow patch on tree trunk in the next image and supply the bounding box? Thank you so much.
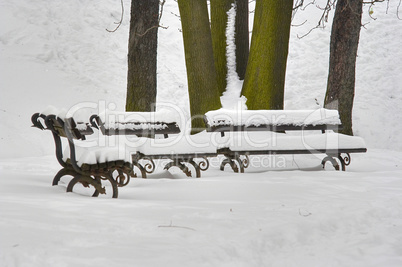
[220,3,247,110]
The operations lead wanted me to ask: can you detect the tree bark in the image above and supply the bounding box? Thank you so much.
[240,0,293,110]
[324,0,363,136]
[234,0,249,80]
[177,0,221,134]
[126,0,159,112]
[211,0,235,95]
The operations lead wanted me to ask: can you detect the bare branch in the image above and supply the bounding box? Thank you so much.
[158,221,196,231]
[106,0,124,33]
[362,0,385,4]
[159,0,166,22]
[301,0,316,11]
[297,0,336,39]
[293,0,305,10]
[291,20,308,27]
[368,3,378,20]
[292,0,315,22]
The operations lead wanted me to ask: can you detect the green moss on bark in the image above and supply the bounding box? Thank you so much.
[241,0,293,110]
[178,0,221,133]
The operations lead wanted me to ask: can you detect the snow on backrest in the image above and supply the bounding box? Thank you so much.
[204,108,341,127]
[98,109,181,132]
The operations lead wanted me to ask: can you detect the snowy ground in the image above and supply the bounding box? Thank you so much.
[1,0,402,266]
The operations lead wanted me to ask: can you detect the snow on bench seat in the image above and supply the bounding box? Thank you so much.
[62,142,135,167]
[204,108,341,129]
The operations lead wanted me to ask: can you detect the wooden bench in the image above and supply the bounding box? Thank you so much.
[32,111,136,198]
[204,108,367,172]
[90,111,215,179]
[90,112,180,138]
[33,108,216,198]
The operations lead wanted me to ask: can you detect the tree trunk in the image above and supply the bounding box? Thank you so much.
[211,0,235,95]
[177,0,221,134]
[126,0,159,112]
[240,0,293,110]
[324,0,363,136]
[234,0,249,80]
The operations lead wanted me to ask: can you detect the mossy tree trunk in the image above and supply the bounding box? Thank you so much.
[211,0,249,94]
[177,0,221,134]
[126,0,159,112]
[211,0,235,95]
[324,0,363,136]
[240,0,293,110]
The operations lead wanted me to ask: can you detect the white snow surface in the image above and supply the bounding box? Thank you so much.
[1,0,402,266]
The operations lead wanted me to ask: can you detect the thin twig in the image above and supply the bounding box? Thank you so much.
[297,0,335,39]
[158,221,196,231]
[291,19,308,27]
[293,0,305,10]
[106,0,124,33]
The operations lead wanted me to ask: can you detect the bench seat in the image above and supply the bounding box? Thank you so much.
[217,132,366,153]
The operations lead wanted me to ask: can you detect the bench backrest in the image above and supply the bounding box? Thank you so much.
[204,108,343,135]
[90,112,181,138]
[32,113,93,140]
[32,112,94,171]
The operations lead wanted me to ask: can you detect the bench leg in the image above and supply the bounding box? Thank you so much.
[142,157,156,175]
[110,168,131,187]
[321,156,340,171]
[187,159,201,178]
[188,157,210,178]
[133,162,147,178]
[52,167,79,186]
[322,153,351,171]
[164,160,192,177]
[337,153,351,171]
[66,174,118,198]
[220,155,245,173]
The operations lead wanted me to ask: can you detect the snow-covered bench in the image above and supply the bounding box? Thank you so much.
[32,109,136,198]
[32,108,214,198]
[32,107,367,198]
[90,111,180,138]
[90,111,215,178]
[204,108,367,172]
